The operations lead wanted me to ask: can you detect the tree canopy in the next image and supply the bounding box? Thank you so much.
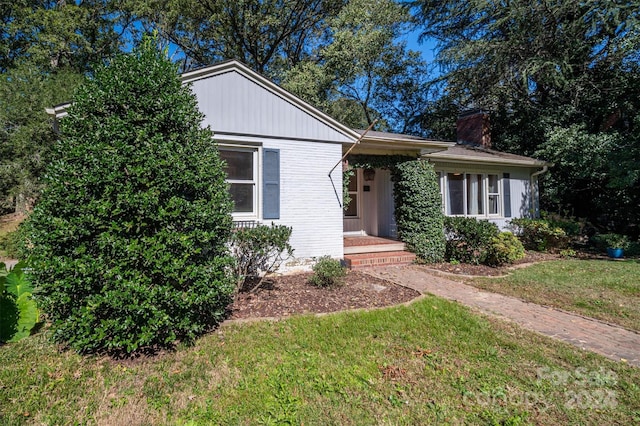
[412,0,640,232]
[1,0,134,213]
[2,0,639,233]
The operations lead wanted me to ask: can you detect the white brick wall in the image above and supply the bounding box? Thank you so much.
[265,138,344,260]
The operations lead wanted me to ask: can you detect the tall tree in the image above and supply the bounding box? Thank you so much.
[412,0,640,230]
[131,0,345,76]
[412,0,640,149]
[284,0,431,131]
[22,36,235,354]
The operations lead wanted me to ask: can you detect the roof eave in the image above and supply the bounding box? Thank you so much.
[425,153,548,167]
[346,136,454,150]
[46,103,70,118]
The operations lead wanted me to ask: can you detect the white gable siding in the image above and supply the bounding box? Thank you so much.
[191,71,353,143]
[263,137,344,260]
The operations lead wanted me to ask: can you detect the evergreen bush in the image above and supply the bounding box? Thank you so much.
[392,160,445,263]
[486,232,526,266]
[443,217,499,264]
[20,37,235,354]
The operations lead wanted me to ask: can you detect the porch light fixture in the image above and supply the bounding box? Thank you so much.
[363,168,376,181]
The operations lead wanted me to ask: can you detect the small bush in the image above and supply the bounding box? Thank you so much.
[508,218,569,251]
[310,256,346,287]
[486,232,526,266]
[230,223,293,292]
[444,217,499,264]
[626,241,640,257]
[392,160,445,263]
[542,212,585,237]
[559,248,577,258]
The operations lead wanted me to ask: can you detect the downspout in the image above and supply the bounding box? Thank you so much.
[327,120,378,209]
[530,165,548,218]
[328,119,378,178]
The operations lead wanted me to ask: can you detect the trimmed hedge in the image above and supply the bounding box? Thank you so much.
[392,160,445,263]
[21,37,235,354]
[444,217,499,264]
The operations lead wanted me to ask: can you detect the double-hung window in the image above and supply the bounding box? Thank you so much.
[442,172,501,217]
[219,147,258,216]
[344,170,359,217]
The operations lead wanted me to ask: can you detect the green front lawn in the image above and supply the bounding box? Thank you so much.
[469,259,640,332]
[2,296,638,425]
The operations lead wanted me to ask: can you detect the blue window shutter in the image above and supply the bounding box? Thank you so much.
[503,173,512,218]
[263,149,280,219]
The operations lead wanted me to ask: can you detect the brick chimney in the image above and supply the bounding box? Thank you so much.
[456,110,491,148]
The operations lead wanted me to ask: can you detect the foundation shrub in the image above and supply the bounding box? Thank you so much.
[508,218,569,251]
[443,217,499,265]
[310,256,346,287]
[486,232,526,266]
[230,223,293,292]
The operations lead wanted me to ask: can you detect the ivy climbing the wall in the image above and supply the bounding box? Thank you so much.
[392,160,445,262]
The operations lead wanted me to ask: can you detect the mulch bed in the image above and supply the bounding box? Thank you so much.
[229,271,420,320]
[422,251,562,276]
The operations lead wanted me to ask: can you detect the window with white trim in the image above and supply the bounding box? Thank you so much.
[344,170,359,217]
[219,147,258,216]
[442,172,501,217]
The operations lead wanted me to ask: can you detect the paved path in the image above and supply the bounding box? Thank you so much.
[364,265,640,367]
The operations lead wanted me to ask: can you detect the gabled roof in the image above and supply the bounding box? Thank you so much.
[182,60,361,142]
[424,143,548,167]
[47,60,360,143]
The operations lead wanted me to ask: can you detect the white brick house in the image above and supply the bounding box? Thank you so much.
[48,60,548,266]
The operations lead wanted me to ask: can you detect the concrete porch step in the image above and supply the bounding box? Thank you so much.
[343,251,416,269]
[343,236,406,255]
[344,242,406,255]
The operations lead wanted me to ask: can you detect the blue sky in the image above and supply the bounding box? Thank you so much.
[402,29,439,64]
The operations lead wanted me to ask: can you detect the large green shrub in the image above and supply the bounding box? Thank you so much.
[20,37,235,354]
[230,223,293,292]
[443,217,499,264]
[392,160,445,263]
[508,218,569,251]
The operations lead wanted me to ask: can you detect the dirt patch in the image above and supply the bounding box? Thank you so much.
[229,270,420,320]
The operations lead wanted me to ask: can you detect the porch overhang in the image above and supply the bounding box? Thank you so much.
[343,129,454,156]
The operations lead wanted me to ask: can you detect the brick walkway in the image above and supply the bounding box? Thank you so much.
[364,265,640,367]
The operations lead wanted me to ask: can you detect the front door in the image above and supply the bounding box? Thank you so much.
[343,168,381,236]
